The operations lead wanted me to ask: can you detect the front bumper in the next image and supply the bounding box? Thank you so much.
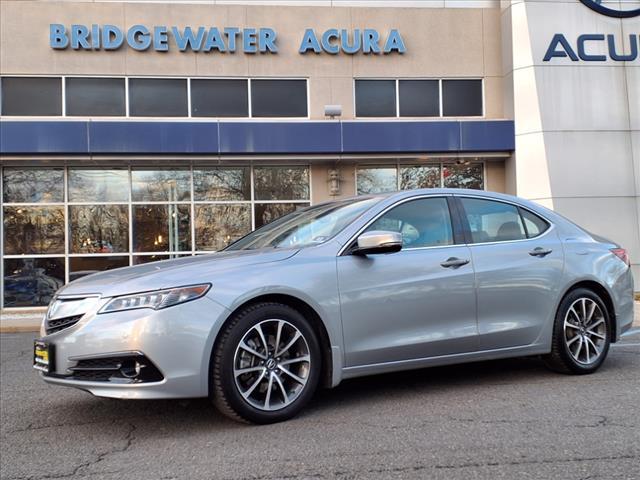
[39,295,230,399]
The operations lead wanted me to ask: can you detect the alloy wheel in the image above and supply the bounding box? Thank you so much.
[233,319,311,411]
[563,297,607,365]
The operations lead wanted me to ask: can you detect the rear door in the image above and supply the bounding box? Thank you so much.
[455,196,564,350]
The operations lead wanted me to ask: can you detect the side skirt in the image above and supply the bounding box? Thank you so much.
[339,343,550,381]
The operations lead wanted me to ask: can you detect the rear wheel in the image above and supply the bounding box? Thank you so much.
[211,302,321,424]
[543,288,611,374]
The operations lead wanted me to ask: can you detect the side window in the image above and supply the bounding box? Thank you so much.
[520,208,549,238]
[366,197,454,248]
[460,198,526,243]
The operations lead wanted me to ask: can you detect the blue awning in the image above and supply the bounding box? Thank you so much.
[0,120,514,155]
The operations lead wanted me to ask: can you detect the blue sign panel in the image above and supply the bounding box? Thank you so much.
[0,120,515,155]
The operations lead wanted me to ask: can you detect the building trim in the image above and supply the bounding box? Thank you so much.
[0,120,515,155]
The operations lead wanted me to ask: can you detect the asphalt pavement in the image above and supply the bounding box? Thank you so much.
[1,329,639,480]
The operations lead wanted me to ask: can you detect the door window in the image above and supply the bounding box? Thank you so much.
[366,197,453,248]
[459,198,526,243]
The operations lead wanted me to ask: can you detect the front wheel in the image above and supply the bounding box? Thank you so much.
[543,288,611,374]
[211,302,321,424]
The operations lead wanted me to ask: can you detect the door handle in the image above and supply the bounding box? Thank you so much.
[529,247,553,257]
[440,257,470,268]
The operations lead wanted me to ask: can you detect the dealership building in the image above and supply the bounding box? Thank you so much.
[0,0,638,312]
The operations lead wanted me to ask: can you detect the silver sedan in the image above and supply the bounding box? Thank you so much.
[35,189,635,424]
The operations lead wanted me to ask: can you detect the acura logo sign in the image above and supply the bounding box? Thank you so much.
[579,0,640,18]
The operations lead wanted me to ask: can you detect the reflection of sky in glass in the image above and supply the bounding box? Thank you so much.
[131,169,191,202]
[357,168,397,195]
[68,169,129,202]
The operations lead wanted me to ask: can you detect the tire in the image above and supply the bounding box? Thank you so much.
[211,302,321,424]
[543,288,611,375]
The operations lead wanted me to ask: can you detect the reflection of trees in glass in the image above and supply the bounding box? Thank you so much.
[254,167,309,200]
[68,169,129,202]
[3,258,64,307]
[195,205,251,251]
[254,203,308,229]
[2,168,64,203]
[133,205,191,252]
[131,169,191,202]
[443,164,483,190]
[3,206,64,254]
[193,168,250,201]
[400,166,441,190]
[69,205,128,253]
[356,168,397,195]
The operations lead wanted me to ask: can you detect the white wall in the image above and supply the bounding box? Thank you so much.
[502,0,640,282]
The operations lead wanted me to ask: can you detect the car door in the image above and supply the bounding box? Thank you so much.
[455,196,564,350]
[337,196,478,367]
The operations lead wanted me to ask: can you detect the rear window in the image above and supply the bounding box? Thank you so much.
[519,208,550,238]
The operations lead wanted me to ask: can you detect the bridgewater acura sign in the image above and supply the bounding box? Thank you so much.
[49,24,407,54]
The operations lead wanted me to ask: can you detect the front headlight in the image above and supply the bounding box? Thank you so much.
[98,284,211,314]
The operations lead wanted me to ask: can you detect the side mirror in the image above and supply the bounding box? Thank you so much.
[352,231,403,256]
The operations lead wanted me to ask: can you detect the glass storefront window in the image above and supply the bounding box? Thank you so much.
[400,166,441,190]
[69,205,129,253]
[133,205,191,252]
[194,168,250,201]
[2,168,64,203]
[132,254,186,265]
[69,256,130,282]
[443,163,484,189]
[68,169,129,202]
[3,258,64,307]
[254,203,309,229]
[195,204,252,251]
[3,206,65,255]
[132,169,191,202]
[0,164,310,307]
[254,167,309,201]
[356,167,398,195]
[357,163,484,194]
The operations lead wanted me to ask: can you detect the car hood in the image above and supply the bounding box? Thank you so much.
[56,248,299,298]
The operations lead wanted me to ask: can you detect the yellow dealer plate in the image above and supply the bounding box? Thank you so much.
[33,340,52,373]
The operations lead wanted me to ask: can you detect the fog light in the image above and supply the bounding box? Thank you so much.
[120,359,144,378]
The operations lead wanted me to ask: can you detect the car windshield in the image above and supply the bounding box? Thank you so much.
[226,197,381,251]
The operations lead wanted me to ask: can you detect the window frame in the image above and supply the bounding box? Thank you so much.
[340,195,466,256]
[0,75,310,120]
[353,77,484,119]
[0,164,312,309]
[355,160,486,194]
[454,195,555,246]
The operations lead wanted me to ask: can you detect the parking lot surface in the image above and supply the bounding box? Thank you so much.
[1,329,639,480]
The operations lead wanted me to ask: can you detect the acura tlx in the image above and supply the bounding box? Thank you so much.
[34,189,634,424]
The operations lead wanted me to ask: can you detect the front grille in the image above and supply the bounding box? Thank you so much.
[45,314,83,335]
[66,354,164,383]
